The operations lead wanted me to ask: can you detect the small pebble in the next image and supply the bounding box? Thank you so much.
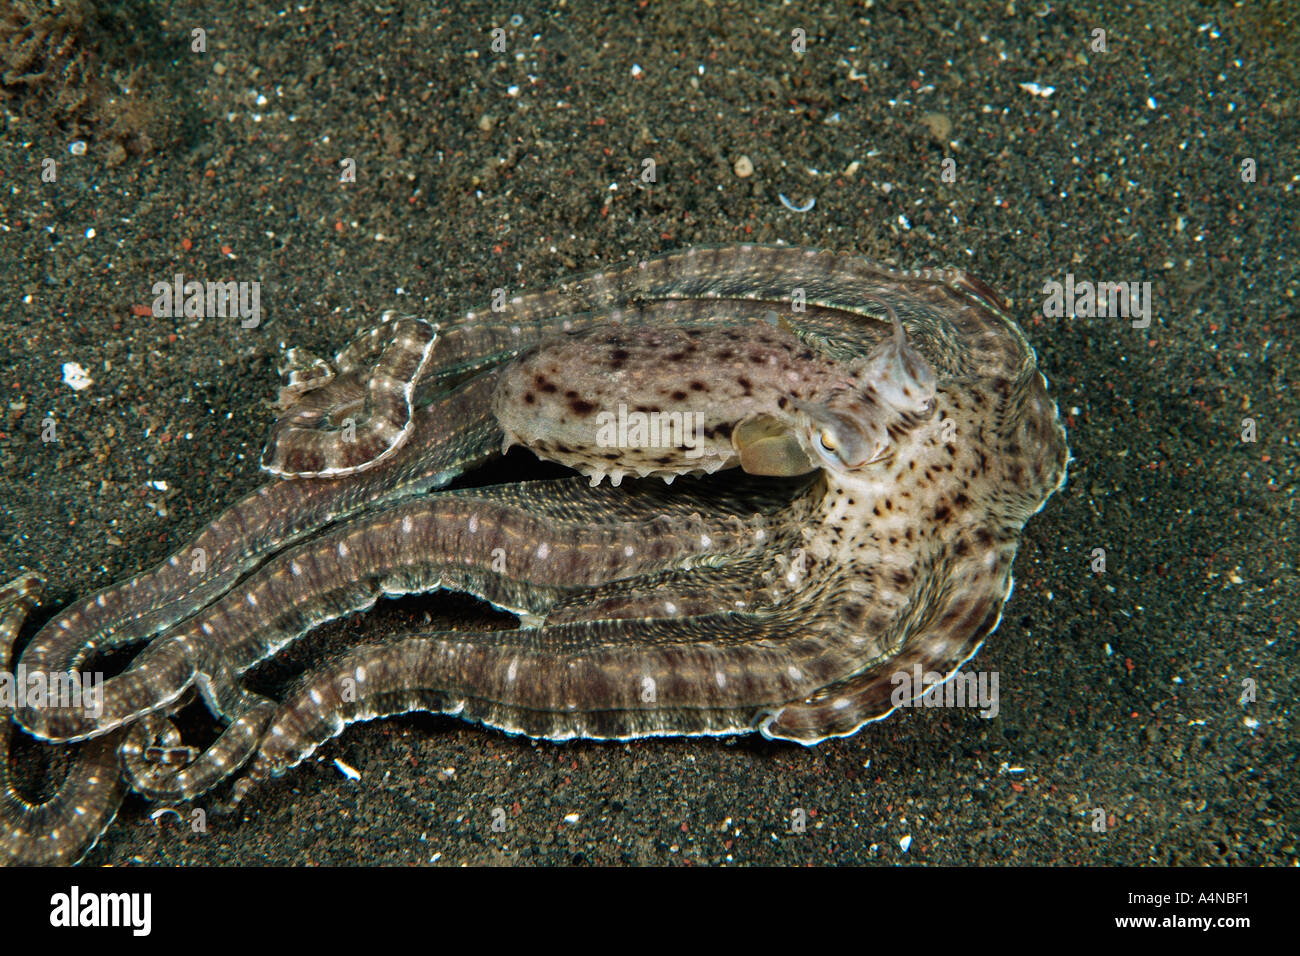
[921,111,952,142]
[734,154,754,178]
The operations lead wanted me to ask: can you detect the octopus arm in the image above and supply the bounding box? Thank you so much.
[0,575,126,866]
[15,373,505,742]
[24,474,805,799]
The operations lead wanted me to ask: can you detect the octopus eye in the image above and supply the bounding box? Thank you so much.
[811,427,849,469]
[797,401,869,471]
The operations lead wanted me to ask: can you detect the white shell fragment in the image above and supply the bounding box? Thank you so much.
[61,362,94,391]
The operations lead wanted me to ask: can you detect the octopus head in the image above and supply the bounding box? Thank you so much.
[732,399,890,477]
[731,299,938,478]
[794,300,937,474]
[796,396,892,471]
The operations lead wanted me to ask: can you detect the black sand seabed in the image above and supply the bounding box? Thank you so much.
[0,1,1295,866]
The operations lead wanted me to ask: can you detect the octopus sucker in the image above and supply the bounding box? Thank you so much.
[2,244,1067,864]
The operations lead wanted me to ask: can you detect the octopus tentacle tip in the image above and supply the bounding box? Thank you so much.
[260,316,437,478]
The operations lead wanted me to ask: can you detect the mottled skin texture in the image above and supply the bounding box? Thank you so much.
[0,245,1067,865]
[494,316,934,484]
[495,323,828,482]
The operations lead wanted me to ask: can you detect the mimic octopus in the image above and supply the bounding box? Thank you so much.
[0,245,1068,864]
